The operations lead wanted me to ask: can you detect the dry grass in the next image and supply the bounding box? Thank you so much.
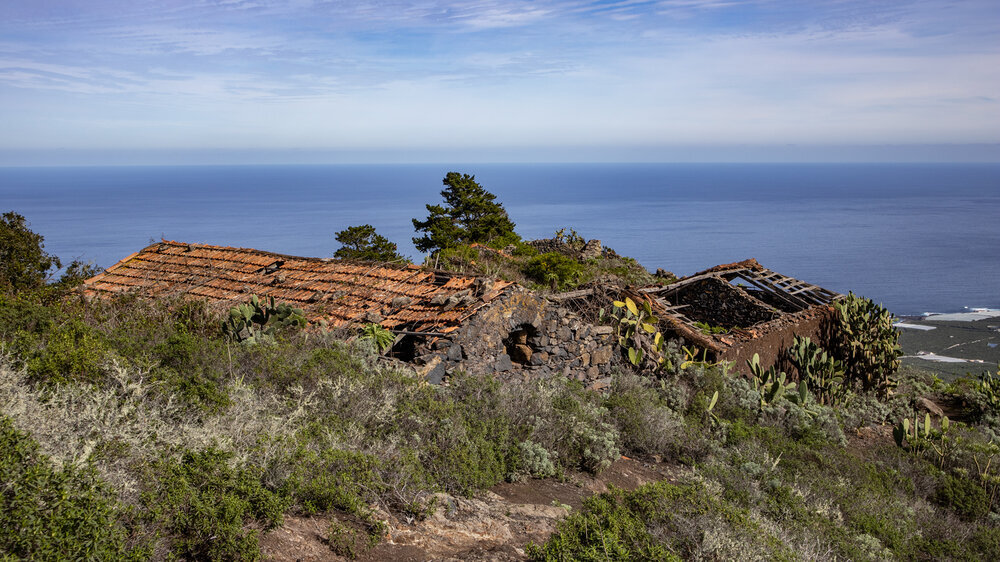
[0,353,305,500]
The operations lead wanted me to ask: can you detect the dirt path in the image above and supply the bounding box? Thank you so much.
[260,457,679,561]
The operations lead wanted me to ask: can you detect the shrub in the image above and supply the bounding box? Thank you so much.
[399,374,522,494]
[141,448,289,561]
[934,474,990,519]
[14,318,114,385]
[543,379,621,473]
[839,392,891,430]
[152,329,231,412]
[283,448,387,516]
[604,374,684,457]
[528,482,685,561]
[518,440,557,478]
[0,293,59,337]
[528,478,792,561]
[0,416,146,561]
[522,252,582,290]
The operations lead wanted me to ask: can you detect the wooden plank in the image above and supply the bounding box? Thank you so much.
[740,274,810,311]
[547,288,594,301]
[787,284,819,295]
[652,268,747,294]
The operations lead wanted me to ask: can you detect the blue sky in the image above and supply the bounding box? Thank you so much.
[1,0,998,163]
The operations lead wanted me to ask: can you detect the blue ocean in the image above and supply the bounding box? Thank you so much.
[1,163,997,316]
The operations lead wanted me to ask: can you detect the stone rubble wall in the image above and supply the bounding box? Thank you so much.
[413,288,620,389]
[721,305,837,379]
[669,277,780,329]
[526,238,604,261]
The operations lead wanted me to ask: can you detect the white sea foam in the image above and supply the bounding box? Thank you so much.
[894,322,936,331]
[907,352,987,363]
[921,309,1000,322]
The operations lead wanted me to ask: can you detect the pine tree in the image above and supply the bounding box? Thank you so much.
[0,211,61,293]
[411,172,519,253]
[334,224,407,262]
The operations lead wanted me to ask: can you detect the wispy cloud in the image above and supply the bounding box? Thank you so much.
[0,0,997,155]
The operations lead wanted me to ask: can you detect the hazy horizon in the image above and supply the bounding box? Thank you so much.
[3,144,1000,167]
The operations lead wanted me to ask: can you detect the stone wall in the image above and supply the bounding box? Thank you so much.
[526,238,604,261]
[413,288,619,389]
[525,238,577,257]
[719,305,837,379]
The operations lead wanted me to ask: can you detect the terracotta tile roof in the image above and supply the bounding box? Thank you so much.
[83,241,515,333]
[687,258,764,277]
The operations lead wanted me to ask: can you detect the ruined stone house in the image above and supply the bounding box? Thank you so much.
[83,241,620,386]
[548,258,843,376]
[638,259,843,373]
[84,242,841,385]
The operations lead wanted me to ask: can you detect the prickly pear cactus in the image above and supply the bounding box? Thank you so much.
[789,335,846,406]
[832,293,901,398]
[222,295,305,345]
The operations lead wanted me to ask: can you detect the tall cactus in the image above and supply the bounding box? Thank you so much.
[789,335,846,406]
[832,293,901,398]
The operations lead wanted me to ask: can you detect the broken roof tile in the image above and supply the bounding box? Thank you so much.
[84,240,515,333]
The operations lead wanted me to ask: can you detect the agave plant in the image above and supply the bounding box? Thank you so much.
[359,323,396,353]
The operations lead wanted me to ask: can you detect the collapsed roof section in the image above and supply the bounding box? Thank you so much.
[548,258,843,369]
[635,258,843,364]
[83,240,514,334]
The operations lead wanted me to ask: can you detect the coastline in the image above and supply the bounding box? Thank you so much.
[896,309,1000,379]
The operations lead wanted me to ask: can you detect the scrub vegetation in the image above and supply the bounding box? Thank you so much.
[3,286,999,560]
[2,208,999,560]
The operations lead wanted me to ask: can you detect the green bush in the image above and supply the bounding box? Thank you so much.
[603,374,684,457]
[400,374,522,494]
[0,293,59,336]
[14,318,114,385]
[152,329,231,412]
[522,252,582,290]
[529,482,685,561]
[934,474,989,519]
[284,447,387,516]
[0,416,146,561]
[141,448,289,561]
[529,478,791,561]
[509,241,539,257]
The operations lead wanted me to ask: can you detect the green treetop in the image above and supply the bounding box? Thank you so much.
[0,211,61,294]
[0,211,102,296]
[334,224,407,262]
[411,172,519,254]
